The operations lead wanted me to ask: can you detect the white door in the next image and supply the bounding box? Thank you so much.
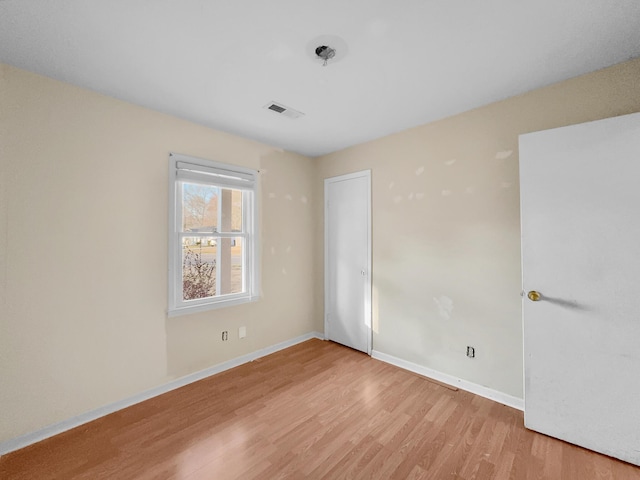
[520,112,640,466]
[325,171,371,354]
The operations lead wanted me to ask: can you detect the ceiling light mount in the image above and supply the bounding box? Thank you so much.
[315,45,336,66]
[306,35,348,66]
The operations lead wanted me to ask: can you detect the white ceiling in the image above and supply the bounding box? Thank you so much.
[1,1,640,157]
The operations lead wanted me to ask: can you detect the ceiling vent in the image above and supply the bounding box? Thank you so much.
[263,101,305,119]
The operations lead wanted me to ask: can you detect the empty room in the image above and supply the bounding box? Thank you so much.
[1,1,640,479]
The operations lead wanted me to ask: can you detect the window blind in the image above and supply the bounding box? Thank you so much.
[171,153,257,189]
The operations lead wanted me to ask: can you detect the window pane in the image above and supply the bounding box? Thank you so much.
[182,238,217,301]
[219,188,243,233]
[182,183,219,233]
[218,237,244,295]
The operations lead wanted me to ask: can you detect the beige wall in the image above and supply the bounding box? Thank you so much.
[3,57,640,445]
[314,58,640,399]
[0,64,317,443]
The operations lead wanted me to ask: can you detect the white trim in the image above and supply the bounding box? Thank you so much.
[365,172,372,355]
[0,332,324,456]
[371,350,524,411]
[166,294,260,317]
[324,170,373,355]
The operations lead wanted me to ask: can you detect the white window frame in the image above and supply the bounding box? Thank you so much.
[168,153,259,316]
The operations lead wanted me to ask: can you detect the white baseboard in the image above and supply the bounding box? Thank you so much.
[0,331,324,456]
[371,350,524,411]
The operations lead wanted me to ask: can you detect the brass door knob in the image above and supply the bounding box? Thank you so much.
[527,291,541,302]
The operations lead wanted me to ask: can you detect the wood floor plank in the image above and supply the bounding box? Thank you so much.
[2,339,639,479]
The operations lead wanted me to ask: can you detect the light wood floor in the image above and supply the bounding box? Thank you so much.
[2,339,639,479]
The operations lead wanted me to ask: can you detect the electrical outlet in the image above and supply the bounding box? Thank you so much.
[466,346,475,358]
[222,331,229,341]
[239,326,247,339]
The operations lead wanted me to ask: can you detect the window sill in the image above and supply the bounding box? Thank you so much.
[167,294,259,317]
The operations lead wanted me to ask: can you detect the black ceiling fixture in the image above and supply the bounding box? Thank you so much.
[315,45,336,66]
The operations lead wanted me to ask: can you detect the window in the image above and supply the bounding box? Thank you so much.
[168,153,259,315]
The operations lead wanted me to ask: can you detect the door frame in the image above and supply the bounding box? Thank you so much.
[324,170,372,355]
